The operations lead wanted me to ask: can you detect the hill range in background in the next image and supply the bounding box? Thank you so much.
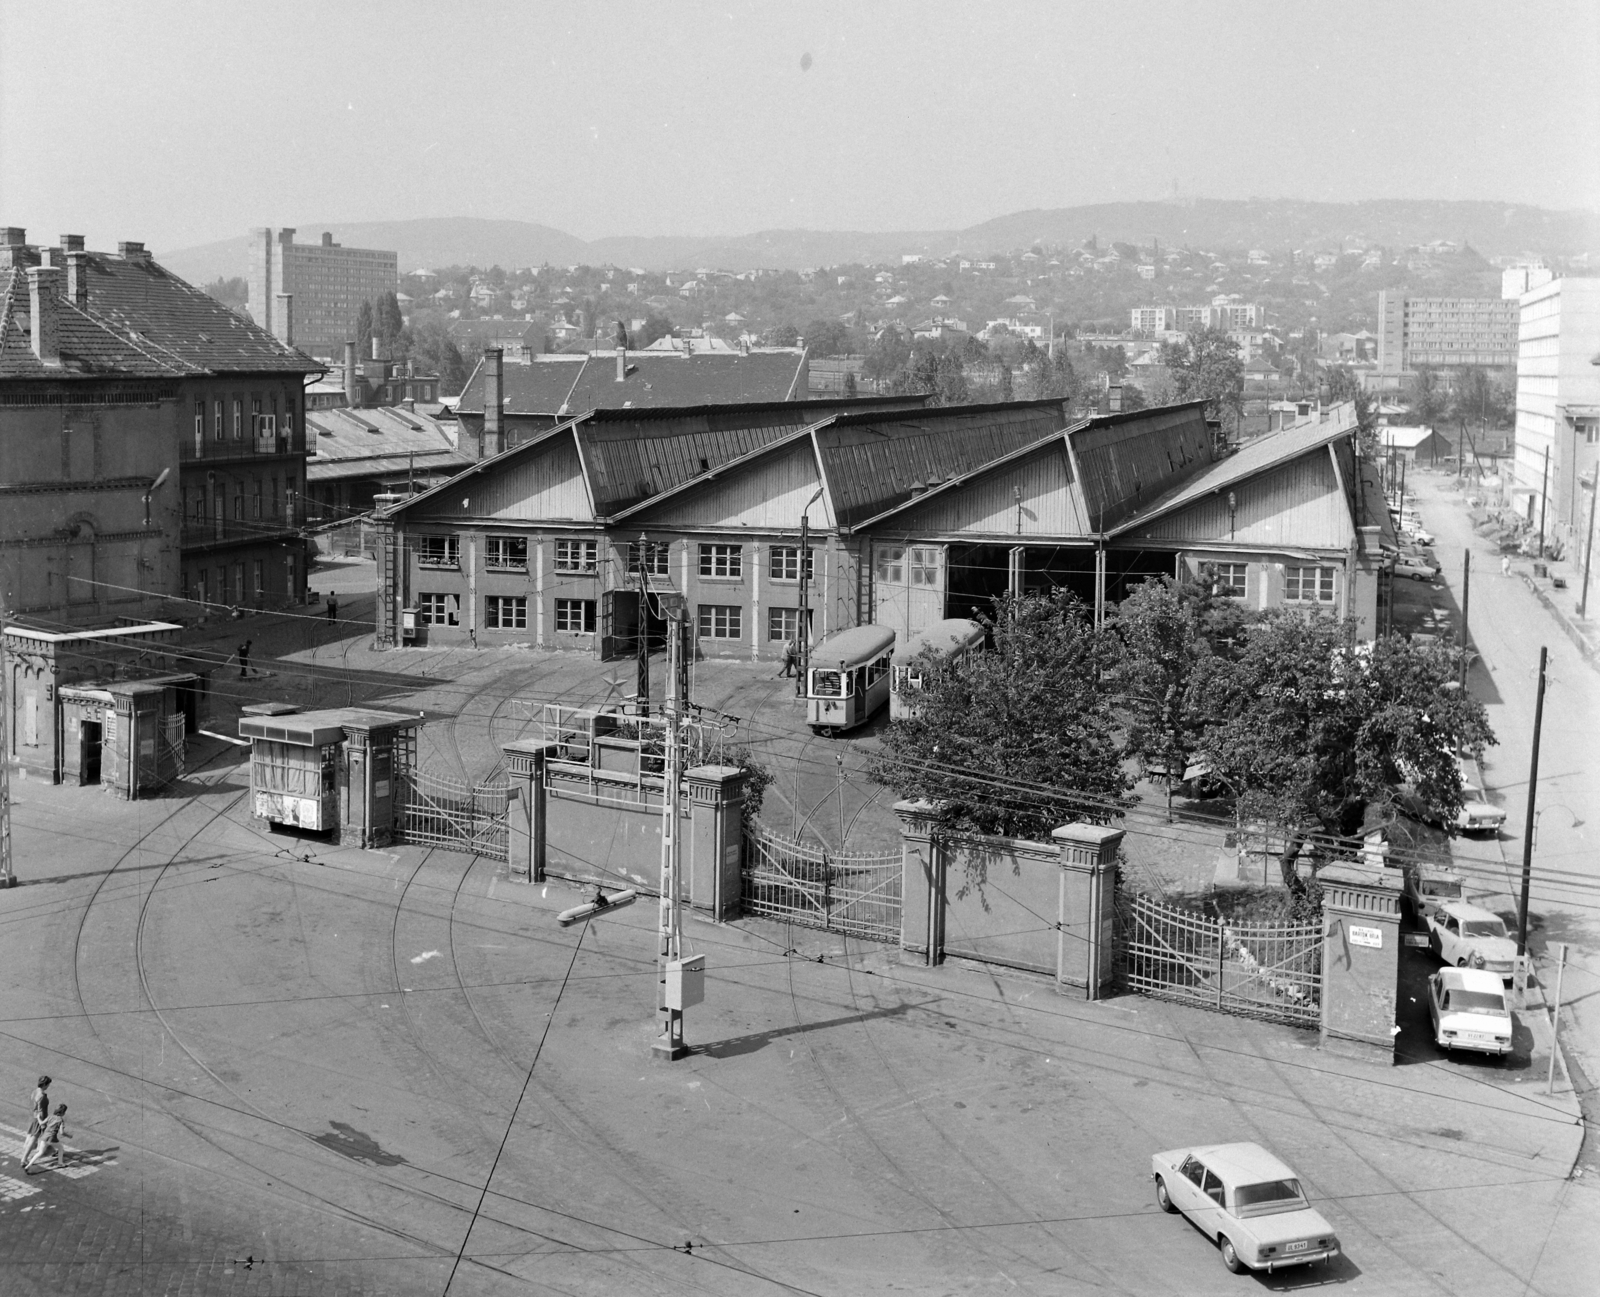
[158,200,1600,284]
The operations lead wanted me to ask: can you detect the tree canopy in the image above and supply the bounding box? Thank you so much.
[1158,327,1243,438]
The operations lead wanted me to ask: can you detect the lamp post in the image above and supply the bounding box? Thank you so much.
[1579,472,1596,619]
[797,485,824,698]
[1516,646,1548,957]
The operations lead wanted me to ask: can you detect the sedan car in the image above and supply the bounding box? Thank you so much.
[1393,555,1440,581]
[1426,901,1519,980]
[1455,786,1506,835]
[1428,967,1513,1055]
[1151,1142,1340,1274]
[1402,526,1436,546]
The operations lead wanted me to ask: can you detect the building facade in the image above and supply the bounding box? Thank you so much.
[1511,277,1600,539]
[247,228,398,359]
[1376,291,1518,375]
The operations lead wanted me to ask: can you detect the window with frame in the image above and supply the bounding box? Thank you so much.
[416,535,460,567]
[193,400,204,446]
[232,398,242,440]
[698,543,743,578]
[252,559,263,596]
[1284,565,1336,603]
[485,536,528,570]
[417,593,459,626]
[767,607,812,641]
[1211,562,1248,597]
[768,546,815,581]
[252,483,262,519]
[698,604,743,639]
[233,491,243,521]
[628,540,672,577]
[213,399,224,441]
[554,538,598,573]
[555,598,596,633]
[875,546,904,583]
[485,595,527,630]
[908,546,941,586]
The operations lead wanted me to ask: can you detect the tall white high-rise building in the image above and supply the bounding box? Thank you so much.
[1511,277,1600,540]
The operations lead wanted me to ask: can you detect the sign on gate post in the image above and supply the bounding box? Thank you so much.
[1318,861,1402,1061]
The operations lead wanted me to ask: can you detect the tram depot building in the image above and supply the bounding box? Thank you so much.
[374,394,1390,661]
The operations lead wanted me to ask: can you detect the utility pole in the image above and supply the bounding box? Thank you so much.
[634,535,650,718]
[1458,550,1471,692]
[1536,446,1550,559]
[1516,645,1548,957]
[0,600,11,888]
[1579,475,1596,619]
[797,486,823,698]
[652,600,698,1060]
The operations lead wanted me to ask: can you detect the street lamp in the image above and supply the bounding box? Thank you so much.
[796,485,824,698]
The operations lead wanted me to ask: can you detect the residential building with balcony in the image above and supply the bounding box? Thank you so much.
[1376,291,1518,376]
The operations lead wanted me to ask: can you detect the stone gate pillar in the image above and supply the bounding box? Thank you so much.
[896,800,944,965]
[685,765,747,920]
[502,740,556,883]
[1318,861,1403,1062]
[1052,822,1123,999]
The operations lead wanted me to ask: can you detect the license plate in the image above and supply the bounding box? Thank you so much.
[1285,1241,1308,1253]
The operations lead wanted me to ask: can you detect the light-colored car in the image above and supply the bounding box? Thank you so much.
[1405,862,1463,922]
[1393,555,1440,581]
[1455,785,1506,835]
[1426,901,1519,980]
[1428,967,1513,1055]
[1151,1142,1340,1274]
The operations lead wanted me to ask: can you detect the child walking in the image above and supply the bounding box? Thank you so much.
[24,1104,69,1173]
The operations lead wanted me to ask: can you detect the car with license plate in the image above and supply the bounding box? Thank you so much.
[1428,966,1513,1055]
[1151,1142,1340,1274]
[1454,785,1506,835]
[1393,554,1440,581]
[1426,900,1518,980]
[1404,861,1463,922]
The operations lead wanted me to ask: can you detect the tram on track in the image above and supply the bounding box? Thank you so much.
[806,625,896,735]
[888,618,985,721]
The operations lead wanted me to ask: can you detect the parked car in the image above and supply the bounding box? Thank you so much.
[1393,555,1440,581]
[1425,901,1519,980]
[1151,1142,1340,1274]
[1401,526,1435,546]
[1428,967,1513,1056]
[1455,785,1506,835]
[1404,861,1463,922]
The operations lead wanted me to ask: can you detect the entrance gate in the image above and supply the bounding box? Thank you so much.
[1115,890,1321,1028]
[742,826,901,941]
[397,769,510,861]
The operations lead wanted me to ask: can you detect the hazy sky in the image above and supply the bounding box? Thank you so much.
[3,0,1596,254]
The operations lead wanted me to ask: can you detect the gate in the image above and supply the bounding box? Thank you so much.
[742,827,901,941]
[397,769,510,861]
[1115,890,1321,1028]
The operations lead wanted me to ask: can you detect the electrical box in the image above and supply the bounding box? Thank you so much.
[664,955,705,1010]
[401,607,418,645]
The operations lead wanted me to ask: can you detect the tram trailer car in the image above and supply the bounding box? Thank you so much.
[889,618,985,721]
[807,625,896,735]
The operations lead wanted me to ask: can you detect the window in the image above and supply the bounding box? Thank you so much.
[909,546,941,586]
[1284,565,1336,603]
[555,598,595,633]
[251,397,262,437]
[214,399,224,441]
[768,607,811,642]
[1211,563,1247,597]
[194,400,204,448]
[418,593,459,626]
[233,491,243,521]
[485,595,527,630]
[286,488,297,525]
[232,398,242,440]
[252,560,263,597]
[768,546,815,581]
[554,539,598,573]
[485,536,528,570]
[628,539,672,576]
[875,546,904,584]
[252,482,262,519]
[698,604,742,639]
[417,535,460,567]
[698,543,743,578]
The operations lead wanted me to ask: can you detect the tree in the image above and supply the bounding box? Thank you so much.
[403,315,470,395]
[353,299,374,354]
[1197,612,1493,889]
[863,327,911,386]
[375,291,405,352]
[202,276,248,310]
[870,590,1128,840]
[1159,327,1243,438]
[932,350,969,405]
[1406,365,1448,427]
[802,317,855,357]
[760,323,800,347]
[634,311,675,349]
[1325,366,1378,455]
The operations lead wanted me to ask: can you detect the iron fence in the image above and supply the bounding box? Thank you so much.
[397,768,509,861]
[742,826,902,941]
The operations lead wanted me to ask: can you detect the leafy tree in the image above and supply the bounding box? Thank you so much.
[1450,366,1513,430]
[760,323,800,347]
[353,299,374,353]
[1118,380,1147,413]
[1325,366,1378,454]
[863,327,911,385]
[634,311,675,349]
[1158,327,1243,437]
[1197,612,1493,889]
[403,315,469,395]
[802,317,855,357]
[870,590,1128,839]
[203,276,248,310]
[375,291,405,351]
[932,350,969,405]
[1406,365,1448,427]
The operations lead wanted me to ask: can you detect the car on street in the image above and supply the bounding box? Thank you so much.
[1393,554,1440,581]
[1401,526,1436,546]
[1151,1142,1341,1274]
[1404,861,1463,922]
[1455,785,1506,835]
[1425,900,1519,980]
[1428,966,1514,1056]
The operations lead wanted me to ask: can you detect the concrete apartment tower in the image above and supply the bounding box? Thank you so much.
[1512,277,1600,542]
[247,228,398,358]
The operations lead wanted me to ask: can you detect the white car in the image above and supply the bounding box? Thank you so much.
[1151,1142,1340,1274]
[1455,786,1506,835]
[1428,967,1513,1055]
[1426,901,1519,980]
[1393,555,1439,581]
[1401,526,1435,547]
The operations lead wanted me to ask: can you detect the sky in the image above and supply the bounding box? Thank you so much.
[2,0,1597,255]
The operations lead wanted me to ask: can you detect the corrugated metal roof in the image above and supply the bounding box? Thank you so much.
[1069,402,1213,532]
[818,400,1070,529]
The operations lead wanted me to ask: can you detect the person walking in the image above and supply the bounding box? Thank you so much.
[326,594,338,624]
[18,1076,49,1166]
[23,1104,68,1173]
[1501,554,1512,578]
[781,638,798,679]
[237,639,252,678]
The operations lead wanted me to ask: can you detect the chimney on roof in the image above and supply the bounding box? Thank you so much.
[117,241,151,264]
[273,292,294,347]
[483,347,505,458]
[27,266,62,366]
[1108,383,1123,414]
[60,235,85,253]
[344,340,360,407]
[0,227,35,270]
[614,321,628,382]
[321,232,334,247]
[66,251,90,309]
[371,335,381,361]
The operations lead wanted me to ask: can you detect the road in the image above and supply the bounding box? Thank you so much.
[1410,470,1600,1170]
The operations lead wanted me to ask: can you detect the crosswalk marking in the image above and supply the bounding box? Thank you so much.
[0,1122,115,1183]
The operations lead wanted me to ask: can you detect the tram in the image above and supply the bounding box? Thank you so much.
[888,618,985,721]
[806,625,896,735]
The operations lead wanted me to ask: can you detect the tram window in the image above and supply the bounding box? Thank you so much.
[812,669,845,696]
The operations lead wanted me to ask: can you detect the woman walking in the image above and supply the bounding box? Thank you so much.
[23,1104,68,1173]
[18,1075,49,1166]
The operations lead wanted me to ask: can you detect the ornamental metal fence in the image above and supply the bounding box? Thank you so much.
[396,768,510,861]
[742,825,902,942]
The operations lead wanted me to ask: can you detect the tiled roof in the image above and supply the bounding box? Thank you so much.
[0,268,196,380]
[456,350,808,417]
[78,252,322,376]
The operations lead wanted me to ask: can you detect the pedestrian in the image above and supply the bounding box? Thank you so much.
[1501,555,1511,578]
[781,638,797,678]
[23,1104,68,1173]
[18,1075,49,1167]
[326,594,338,623]
[237,639,252,678]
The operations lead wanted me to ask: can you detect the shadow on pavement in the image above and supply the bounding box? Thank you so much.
[1393,908,1528,1072]
[697,1000,923,1059]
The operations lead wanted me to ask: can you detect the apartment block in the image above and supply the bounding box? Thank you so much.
[1376,291,1518,374]
[247,228,398,358]
[1511,277,1600,540]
